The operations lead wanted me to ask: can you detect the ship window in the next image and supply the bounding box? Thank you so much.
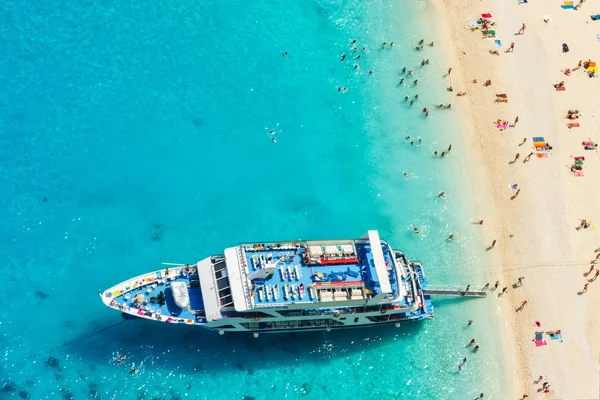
[217,277,230,290]
[354,317,359,323]
[214,261,227,272]
[217,325,235,329]
[340,318,346,320]
[220,295,233,306]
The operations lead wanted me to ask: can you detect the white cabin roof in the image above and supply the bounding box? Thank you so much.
[368,230,392,294]
[197,258,223,321]
[224,247,250,312]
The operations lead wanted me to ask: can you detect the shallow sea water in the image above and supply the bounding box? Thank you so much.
[0,0,507,398]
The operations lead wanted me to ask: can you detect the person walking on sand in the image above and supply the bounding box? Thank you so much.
[517,276,524,286]
[448,144,452,152]
[589,265,595,274]
[494,280,499,290]
[509,42,515,52]
[583,283,589,292]
[594,270,599,280]
[513,116,519,126]
[501,287,507,295]
[596,253,600,261]
[520,138,527,146]
[448,67,452,75]
[514,188,521,197]
[491,239,497,248]
[513,153,520,162]
[519,23,526,35]
[483,283,489,290]
[519,300,528,309]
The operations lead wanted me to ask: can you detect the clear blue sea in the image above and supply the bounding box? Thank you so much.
[0,0,508,399]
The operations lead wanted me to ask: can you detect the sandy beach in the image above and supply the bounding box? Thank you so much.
[434,0,600,397]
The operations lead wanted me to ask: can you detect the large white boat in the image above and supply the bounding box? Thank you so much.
[100,230,433,334]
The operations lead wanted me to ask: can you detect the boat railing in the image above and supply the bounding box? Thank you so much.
[423,284,484,292]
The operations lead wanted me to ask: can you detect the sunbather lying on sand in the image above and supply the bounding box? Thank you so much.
[484,80,492,86]
[554,81,565,88]
[457,91,467,96]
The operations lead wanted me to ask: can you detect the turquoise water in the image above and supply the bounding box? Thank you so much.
[0,0,507,399]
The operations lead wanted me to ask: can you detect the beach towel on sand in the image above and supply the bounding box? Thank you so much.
[550,333,563,340]
[535,340,548,347]
[518,0,528,4]
[591,14,600,21]
[556,86,566,91]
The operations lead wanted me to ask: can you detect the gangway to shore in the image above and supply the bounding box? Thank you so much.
[422,285,487,298]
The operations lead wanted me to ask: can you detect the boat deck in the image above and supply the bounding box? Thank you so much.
[243,241,400,307]
[102,267,206,325]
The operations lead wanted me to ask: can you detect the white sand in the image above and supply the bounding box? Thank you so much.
[434,0,600,397]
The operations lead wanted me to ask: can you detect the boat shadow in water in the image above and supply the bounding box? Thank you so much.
[71,315,427,374]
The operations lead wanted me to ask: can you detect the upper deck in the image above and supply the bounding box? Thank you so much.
[226,230,406,311]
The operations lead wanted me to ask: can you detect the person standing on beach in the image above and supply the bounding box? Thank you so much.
[509,42,515,52]
[595,253,600,261]
[594,270,599,280]
[513,116,519,126]
[483,283,489,290]
[583,283,589,292]
[519,23,526,35]
[494,280,499,290]
[447,67,452,75]
[513,153,520,162]
[520,138,527,145]
[491,239,497,248]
